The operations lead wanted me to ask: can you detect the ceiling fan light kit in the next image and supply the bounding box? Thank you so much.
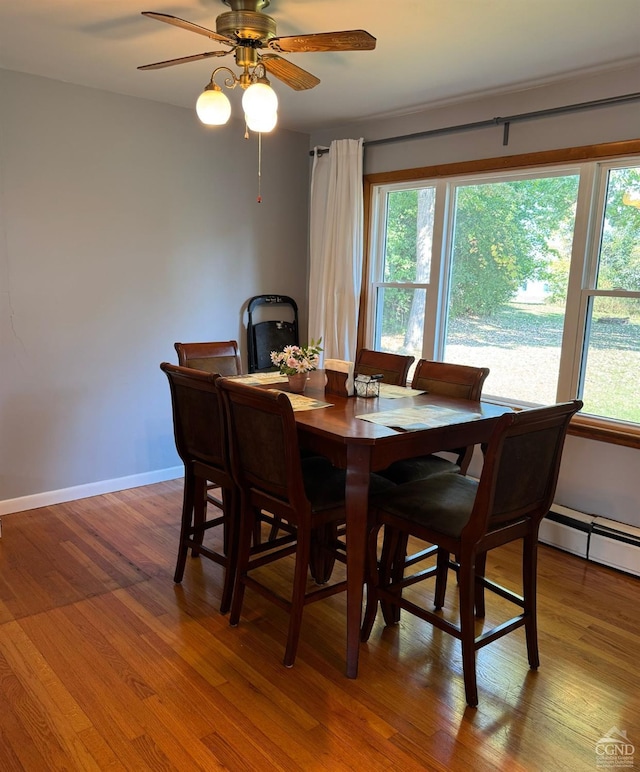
[139,0,376,131]
[194,63,277,129]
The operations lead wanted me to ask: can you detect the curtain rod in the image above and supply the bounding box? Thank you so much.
[309,91,640,156]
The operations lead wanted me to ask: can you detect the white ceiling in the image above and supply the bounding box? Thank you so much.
[2,0,640,133]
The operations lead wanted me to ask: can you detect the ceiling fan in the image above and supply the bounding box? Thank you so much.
[138,0,377,92]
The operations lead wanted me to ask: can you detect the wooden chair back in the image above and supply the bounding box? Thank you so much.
[470,400,582,542]
[411,359,489,400]
[161,362,228,473]
[217,378,310,523]
[355,349,415,385]
[174,340,242,376]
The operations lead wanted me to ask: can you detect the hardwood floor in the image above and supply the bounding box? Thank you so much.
[0,480,638,771]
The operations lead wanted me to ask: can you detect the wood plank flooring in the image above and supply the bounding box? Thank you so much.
[0,480,638,771]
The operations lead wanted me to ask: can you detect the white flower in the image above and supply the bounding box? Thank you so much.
[270,338,323,375]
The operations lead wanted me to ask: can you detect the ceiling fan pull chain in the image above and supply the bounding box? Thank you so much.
[257,132,263,203]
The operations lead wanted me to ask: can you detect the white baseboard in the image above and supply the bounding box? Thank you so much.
[0,467,183,517]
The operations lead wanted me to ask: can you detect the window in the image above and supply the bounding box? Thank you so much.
[579,165,640,423]
[370,186,436,379]
[366,151,640,433]
[443,172,580,405]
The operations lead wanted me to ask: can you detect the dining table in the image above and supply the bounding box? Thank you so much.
[236,368,512,678]
[290,370,513,678]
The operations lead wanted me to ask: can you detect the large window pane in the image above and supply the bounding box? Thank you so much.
[445,304,565,404]
[597,166,640,291]
[444,174,580,403]
[581,297,640,422]
[384,188,435,282]
[578,164,640,422]
[376,286,425,368]
[373,185,435,375]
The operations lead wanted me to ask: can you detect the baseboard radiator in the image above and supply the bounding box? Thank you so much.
[540,504,640,578]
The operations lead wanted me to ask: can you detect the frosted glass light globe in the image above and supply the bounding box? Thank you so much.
[196,88,231,125]
[242,82,278,121]
[244,109,278,133]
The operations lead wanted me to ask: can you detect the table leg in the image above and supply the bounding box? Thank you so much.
[344,443,372,678]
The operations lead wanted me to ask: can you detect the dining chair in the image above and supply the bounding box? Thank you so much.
[174,340,242,376]
[381,359,490,483]
[362,399,582,707]
[377,360,491,608]
[217,377,396,667]
[355,348,415,386]
[160,362,238,613]
[174,340,242,514]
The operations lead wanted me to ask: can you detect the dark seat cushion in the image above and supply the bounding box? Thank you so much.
[379,454,460,484]
[302,456,396,512]
[372,474,478,539]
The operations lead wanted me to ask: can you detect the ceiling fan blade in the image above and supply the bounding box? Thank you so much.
[268,30,376,54]
[141,12,234,45]
[138,51,229,71]
[260,54,320,91]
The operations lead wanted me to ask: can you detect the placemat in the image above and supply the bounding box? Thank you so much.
[356,404,483,430]
[270,390,333,412]
[229,372,288,385]
[378,383,426,399]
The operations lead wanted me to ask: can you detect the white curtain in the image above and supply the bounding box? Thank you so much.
[308,138,364,361]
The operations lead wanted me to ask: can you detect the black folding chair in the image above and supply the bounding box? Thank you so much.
[247,294,299,373]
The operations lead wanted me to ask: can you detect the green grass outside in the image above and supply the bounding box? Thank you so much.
[447,303,640,424]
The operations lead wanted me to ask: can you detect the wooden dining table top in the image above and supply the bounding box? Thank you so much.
[294,372,510,470]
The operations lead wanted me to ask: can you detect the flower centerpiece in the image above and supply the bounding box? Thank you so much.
[270,338,323,393]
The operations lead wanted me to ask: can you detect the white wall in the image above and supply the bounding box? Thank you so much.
[311,62,640,528]
[0,69,310,506]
